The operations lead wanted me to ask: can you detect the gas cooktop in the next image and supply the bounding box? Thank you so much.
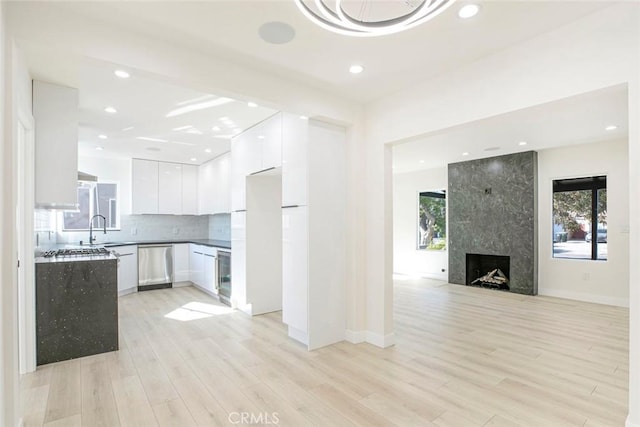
[42,248,112,258]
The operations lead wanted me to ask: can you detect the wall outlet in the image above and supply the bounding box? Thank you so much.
[131,227,137,235]
[173,227,179,235]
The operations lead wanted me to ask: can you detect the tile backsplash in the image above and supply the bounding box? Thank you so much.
[53,213,231,245]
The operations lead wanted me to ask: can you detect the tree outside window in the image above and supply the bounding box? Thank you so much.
[418,191,446,250]
[552,176,607,260]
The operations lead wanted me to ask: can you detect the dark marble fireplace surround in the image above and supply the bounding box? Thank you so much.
[448,151,538,295]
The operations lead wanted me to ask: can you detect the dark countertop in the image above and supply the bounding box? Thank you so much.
[35,239,231,257]
[35,254,118,264]
[103,239,231,249]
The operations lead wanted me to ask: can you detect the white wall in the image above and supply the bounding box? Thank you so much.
[0,2,7,423]
[392,167,448,280]
[79,156,131,215]
[538,139,629,306]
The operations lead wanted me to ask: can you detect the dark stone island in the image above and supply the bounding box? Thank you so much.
[35,256,118,365]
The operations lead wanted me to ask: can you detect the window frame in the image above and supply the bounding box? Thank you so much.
[61,181,121,232]
[552,175,607,261]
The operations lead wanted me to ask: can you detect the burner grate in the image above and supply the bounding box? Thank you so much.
[43,248,111,258]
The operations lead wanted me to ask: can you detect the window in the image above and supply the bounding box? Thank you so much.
[63,182,120,230]
[418,191,446,250]
[552,176,607,260]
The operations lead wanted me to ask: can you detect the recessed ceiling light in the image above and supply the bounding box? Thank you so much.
[605,125,618,131]
[462,152,469,156]
[205,148,212,153]
[299,115,308,120]
[458,4,480,19]
[219,116,229,121]
[114,70,130,79]
[95,146,104,151]
[211,126,221,131]
[258,135,265,139]
[104,107,117,114]
[419,160,425,164]
[190,157,197,162]
[518,141,527,146]
[98,134,107,139]
[122,126,134,131]
[349,64,364,74]
[248,102,258,108]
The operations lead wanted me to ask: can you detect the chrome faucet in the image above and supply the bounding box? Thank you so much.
[89,214,107,245]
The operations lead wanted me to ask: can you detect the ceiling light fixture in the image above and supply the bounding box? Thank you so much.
[205,148,212,153]
[462,152,469,156]
[349,64,364,74]
[605,125,617,131]
[190,157,197,162]
[98,134,107,139]
[114,70,130,79]
[104,107,117,114]
[419,160,425,163]
[518,141,527,146]
[248,102,258,108]
[211,126,221,131]
[95,146,104,151]
[294,0,455,37]
[299,115,308,120]
[458,4,480,19]
[165,97,233,118]
[258,135,265,139]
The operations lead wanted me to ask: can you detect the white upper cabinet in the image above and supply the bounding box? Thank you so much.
[198,153,230,215]
[158,162,182,215]
[132,159,159,214]
[33,80,79,209]
[231,133,253,212]
[181,164,198,215]
[281,113,309,207]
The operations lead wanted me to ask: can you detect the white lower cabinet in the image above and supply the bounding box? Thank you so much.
[173,244,190,283]
[282,206,308,336]
[114,245,138,295]
[189,244,204,287]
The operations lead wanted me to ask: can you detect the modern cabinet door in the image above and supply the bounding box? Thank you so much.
[261,113,282,170]
[198,160,215,215]
[181,165,198,215]
[230,134,251,212]
[132,159,159,214]
[215,153,231,214]
[282,206,308,334]
[158,162,182,215]
[114,245,138,295]
[189,244,204,286]
[231,212,246,307]
[203,253,217,293]
[173,243,190,283]
[281,113,308,207]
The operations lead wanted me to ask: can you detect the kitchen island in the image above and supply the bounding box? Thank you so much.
[35,251,118,365]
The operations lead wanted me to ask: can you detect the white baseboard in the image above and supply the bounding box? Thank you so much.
[365,331,395,348]
[345,329,366,344]
[172,281,192,288]
[538,288,629,307]
[118,287,137,297]
[626,415,640,427]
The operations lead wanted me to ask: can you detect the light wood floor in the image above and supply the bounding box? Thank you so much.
[21,279,629,426]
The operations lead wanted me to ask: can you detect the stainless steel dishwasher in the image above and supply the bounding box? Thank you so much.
[138,244,173,291]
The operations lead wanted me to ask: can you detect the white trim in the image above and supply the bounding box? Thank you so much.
[626,415,640,427]
[365,331,395,348]
[117,287,137,297]
[538,289,629,308]
[345,329,366,344]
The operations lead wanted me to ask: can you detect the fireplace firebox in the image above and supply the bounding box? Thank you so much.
[466,253,510,291]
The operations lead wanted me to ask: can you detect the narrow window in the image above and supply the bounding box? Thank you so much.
[418,191,446,250]
[552,176,607,260]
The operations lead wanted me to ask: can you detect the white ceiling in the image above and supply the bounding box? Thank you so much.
[392,84,629,174]
[44,0,614,102]
[22,46,277,165]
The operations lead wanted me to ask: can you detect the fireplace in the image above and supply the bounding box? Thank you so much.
[466,253,510,291]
